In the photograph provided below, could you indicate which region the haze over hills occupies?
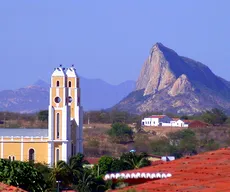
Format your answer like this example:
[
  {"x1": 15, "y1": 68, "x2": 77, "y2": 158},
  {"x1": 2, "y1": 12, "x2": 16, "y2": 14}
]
[
  {"x1": 2, "y1": 43, "x2": 230, "y2": 114},
  {"x1": 114, "y1": 43, "x2": 230, "y2": 114},
  {"x1": 0, "y1": 77, "x2": 135, "y2": 113}
]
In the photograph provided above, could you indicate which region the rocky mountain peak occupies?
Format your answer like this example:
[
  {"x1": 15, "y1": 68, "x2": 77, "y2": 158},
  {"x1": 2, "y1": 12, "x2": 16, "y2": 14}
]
[
  {"x1": 114, "y1": 43, "x2": 230, "y2": 114},
  {"x1": 151, "y1": 42, "x2": 178, "y2": 56},
  {"x1": 136, "y1": 42, "x2": 177, "y2": 96},
  {"x1": 152, "y1": 42, "x2": 164, "y2": 50}
]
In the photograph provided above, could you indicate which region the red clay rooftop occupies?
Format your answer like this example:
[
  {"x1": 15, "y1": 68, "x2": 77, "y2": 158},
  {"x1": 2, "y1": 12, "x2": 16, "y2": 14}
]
[
  {"x1": 112, "y1": 148, "x2": 230, "y2": 192},
  {"x1": 0, "y1": 182, "x2": 27, "y2": 192},
  {"x1": 148, "y1": 115, "x2": 166, "y2": 119}
]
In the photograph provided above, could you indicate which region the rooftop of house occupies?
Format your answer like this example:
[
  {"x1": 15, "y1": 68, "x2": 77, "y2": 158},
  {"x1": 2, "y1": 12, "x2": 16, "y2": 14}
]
[
  {"x1": 171, "y1": 118, "x2": 180, "y2": 121},
  {"x1": 0, "y1": 128, "x2": 48, "y2": 137},
  {"x1": 148, "y1": 115, "x2": 167, "y2": 119},
  {"x1": 84, "y1": 157, "x2": 100, "y2": 164},
  {"x1": 112, "y1": 147, "x2": 230, "y2": 191},
  {"x1": 0, "y1": 182, "x2": 27, "y2": 192}
]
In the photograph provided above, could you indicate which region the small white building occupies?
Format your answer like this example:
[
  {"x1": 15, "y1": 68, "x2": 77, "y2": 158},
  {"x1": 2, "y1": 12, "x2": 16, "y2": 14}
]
[
  {"x1": 142, "y1": 115, "x2": 188, "y2": 127},
  {"x1": 170, "y1": 119, "x2": 188, "y2": 127},
  {"x1": 142, "y1": 115, "x2": 171, "y2": 126},
  {"x1": 161, "y1": 156, "x2": 175, "y2": 162}
]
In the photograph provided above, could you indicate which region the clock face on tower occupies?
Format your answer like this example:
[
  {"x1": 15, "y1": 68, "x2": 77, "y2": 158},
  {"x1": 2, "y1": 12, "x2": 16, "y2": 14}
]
[{"x1": 54, "y1": 97, "x2": 61, "y2": 103}]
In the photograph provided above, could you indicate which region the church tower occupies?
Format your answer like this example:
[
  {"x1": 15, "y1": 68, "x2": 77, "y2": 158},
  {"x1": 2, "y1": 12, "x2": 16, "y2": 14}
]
[
  {"x1": 66, "y1": 65, "x2": 83, "y2": 154},
  {"x1": 48, "y1": 65, "x2": 83, "y2": 166}
]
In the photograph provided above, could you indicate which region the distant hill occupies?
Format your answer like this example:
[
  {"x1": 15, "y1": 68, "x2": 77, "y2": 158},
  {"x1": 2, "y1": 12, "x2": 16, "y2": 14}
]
[
  {"x1": 0, "y1": 77, "x2": 135, "y2": 113},
  {"x1": 113, "y1": 43, "x2": 230, "y2": 114}
]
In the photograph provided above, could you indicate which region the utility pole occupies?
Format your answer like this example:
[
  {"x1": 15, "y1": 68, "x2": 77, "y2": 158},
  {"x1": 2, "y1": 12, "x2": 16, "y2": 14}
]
[
  {"x1": 88, "y1": 113, "x2": 90, "y2": 125},
  {"x1": 56, "y1": 180, "x2": 61, "y2": 192},
  {"x1": 97, "y1": 165, "x2": 100, "y2": 177},
  {"x1": 4, "y1": 113, "x2": 6, "y2": 127}
]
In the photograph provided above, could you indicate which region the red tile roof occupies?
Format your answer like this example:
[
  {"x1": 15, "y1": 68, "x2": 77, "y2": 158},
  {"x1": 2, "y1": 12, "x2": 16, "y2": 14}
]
[
  {"x1": 112, "y1": 148, "x2": 230, "y2": 191},
  {"x1": 84, "y1": 157, "x2": 100, "y2": 164},
  {"x1": 149, "y1": 115, "x2": 166, "y2": 119},
  {"x1": 183, "y1": 120, "x2": 193, "y2": 123},
  {"x1": 188, "y1": 120, "x2": 209, "y2": 128},
  {"x1": 0, "y1": 182, "x2": 27, "y2": 192},
  {"x1": 172, "y1": 118, "x2": 180, "y2": 121},
  {"x1": 150, "y1": 160, "x2": 164, "y2": 166}
]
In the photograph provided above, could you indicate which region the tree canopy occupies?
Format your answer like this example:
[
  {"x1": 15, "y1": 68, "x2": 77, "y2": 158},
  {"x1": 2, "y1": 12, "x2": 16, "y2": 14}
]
[
  {"x1": 0, "y1": 159, "x2": 47, "y2": 192},
  {"x1": 37, "y1": 110, "x2": 48, "y2": 121},
  {"x1": 107, "y1": 123, "x2": 134, "y2": 144},
  {"x1": 201, "y1": 108, "x2": 227, "y2": 125},
  {"x1": 167, "y1": 129, "x2": 198, "y2": 157}
]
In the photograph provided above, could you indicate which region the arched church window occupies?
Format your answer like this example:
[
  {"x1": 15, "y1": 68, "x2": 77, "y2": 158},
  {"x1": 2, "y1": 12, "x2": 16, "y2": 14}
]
[
  {"x1": 57, "y1": 81, "x2": 60, "y2": 87},
  {"x1": 9, "y1": 156, "x2": 11, "y2": 161},
  {"x1": 29, "y1": 148, "x2": 35, "y2": 161},
  {"x1": 56, "y1": 148, "x2": 60, "y2": 162},
  {"x1": 71, "y1": 143, "x2": 74, "y2": 156},
  {"x1": 57, "y1": 113, "x2": 60, "y2": 139},
  {"x1": 69, "y1": 81, "x2": 71, "y2": 87},
  {"x1": 77, "y1": 78, "x2": 79, "y2": 88}
]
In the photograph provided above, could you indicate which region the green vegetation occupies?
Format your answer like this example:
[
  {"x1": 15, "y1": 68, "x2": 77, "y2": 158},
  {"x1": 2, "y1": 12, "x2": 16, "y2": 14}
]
[
  {"x1": 0, "y1": 159, "x2": 47, "y2": 192},
  {"x1": 93, "y1": 152, "x2": 150, "y2": 177},
  {"x1": 1, "y1": 107, "x2": 230, "y2": 191},
  {"x1": 201, "y1": 108, "x2": 228, "y2": 125},
  {"x1": 0, "y1": 152, "x2": 150, "y2": 191},
  {"x1": 107, "y1": 122, "x2": 134, "y2": 144},
  {"x1": 37, "y1": 110, "x2": 49, "y2": 121},
  {"x1": 149, "y1": 129, "x2": 198, "y2": 158},
  {"x1": 120, "y1": 152, "x2": 150, "y2": 169}
]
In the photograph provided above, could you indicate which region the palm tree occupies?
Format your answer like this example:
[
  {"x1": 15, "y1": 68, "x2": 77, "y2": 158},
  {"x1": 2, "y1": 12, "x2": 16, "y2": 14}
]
[
  {"x1": 49, "y1": 160, "x2": 70, "y2": 186},
  {"x1": 49, "y1": 153, "x2": 87, "y2": 187},
  {"x1": 121, "y1": 152, "x2": 151, "y2": 169},
  {"x1": 73, "y1": 170, "x2": 105, "y2": 192},
  {"x1": 65, "y1": 155, "x2": 85, "y2": 184}
]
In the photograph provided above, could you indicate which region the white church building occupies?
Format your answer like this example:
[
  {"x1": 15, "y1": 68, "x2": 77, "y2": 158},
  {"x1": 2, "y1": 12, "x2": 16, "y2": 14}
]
[{"x1": 142, "y1": 115, "x2": 188, "y2": 127}]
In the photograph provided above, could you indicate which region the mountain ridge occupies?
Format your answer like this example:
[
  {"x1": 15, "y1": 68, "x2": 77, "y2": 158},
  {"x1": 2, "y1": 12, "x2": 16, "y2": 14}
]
[{"x1": 0, "y1": 77, "x2": 135, "y2": 113}]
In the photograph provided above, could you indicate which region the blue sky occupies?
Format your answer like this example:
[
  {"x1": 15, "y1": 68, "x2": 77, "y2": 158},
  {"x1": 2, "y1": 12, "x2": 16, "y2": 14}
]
[{"x1": 0, "y1": 0, "x2": 230, "y2": 90}]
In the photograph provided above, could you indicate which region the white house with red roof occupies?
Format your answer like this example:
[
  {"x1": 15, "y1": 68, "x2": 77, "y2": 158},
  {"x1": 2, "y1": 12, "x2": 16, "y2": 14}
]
[{"x1": 141, "y1": 115, "x2": 188, "y2": 127}]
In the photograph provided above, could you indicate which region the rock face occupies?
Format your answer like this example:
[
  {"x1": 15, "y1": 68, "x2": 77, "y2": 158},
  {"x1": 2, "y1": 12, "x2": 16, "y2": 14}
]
[
  {"x1": 136, "y1": 43, "x2": 176, "y2": 95},
  {"x1": 114, "y1": 43, "x2": 230, "y2": 114},
  {"x1": 168, "y1": 74, "x2": 194, "y2": 97}
]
